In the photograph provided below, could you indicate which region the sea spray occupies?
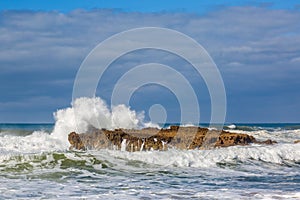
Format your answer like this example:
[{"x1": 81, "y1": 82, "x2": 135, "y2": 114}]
[
  {"x1": 51, "y1": 97, "x2": 157, "y2": 148},
  {"x1": 0, "y1": 97, "x2": 157, "y2": 154},
  {"x1": 121, "y1": 139, "x2": 127, "y2": 151}
]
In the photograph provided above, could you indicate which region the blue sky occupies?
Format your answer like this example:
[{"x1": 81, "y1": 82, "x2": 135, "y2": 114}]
[
  {"x1": 0, "y1": 0, "x2": 299, "y2": 13},
  {"x1": 0, "y1": 1, "x2": 300, "y2": 123}
]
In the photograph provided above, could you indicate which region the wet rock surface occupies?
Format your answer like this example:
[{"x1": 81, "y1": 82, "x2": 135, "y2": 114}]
[{"x1": 68, "y1": 126, "x2": 277, "y2": 151}]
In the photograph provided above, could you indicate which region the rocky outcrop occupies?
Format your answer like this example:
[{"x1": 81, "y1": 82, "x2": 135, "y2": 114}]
[{"x1": 68, "y1": 126, "x2": 277, "y2": 151}]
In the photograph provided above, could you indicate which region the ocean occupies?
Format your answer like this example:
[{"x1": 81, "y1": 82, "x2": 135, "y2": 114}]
[
  {"x1": 0, "y1": 98, "x2": 299, "y2": 199},
  {"x1": 0, "y1": 122, "x2": 299, "y2": 199}
]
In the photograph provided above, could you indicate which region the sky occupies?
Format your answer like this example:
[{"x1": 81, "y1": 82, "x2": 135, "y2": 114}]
[{"x1": 0, "y1": 1, "x2": 300, "y2": 123}]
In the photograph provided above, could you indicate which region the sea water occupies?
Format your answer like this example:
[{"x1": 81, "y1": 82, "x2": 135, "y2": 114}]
[{"x1": 0, "y1": 97, "x2": 299, "y2": 199}]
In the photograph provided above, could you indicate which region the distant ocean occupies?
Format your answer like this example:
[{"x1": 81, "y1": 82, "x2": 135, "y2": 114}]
[{"x1": 0, "y1": 122, "x2": 299, "y2": 199}]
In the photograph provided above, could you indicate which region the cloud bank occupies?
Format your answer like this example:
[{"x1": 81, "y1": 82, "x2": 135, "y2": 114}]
[{"x1": 0, "y1": 7, "x2": 299, "y2": 122}]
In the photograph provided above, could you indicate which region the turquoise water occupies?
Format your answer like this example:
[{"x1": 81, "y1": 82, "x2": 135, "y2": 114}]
[{"x1": 0, "y1": 123, "x2": 300, "y2": 199}]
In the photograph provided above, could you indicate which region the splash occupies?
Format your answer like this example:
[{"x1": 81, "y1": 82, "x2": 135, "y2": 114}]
[
  {"x1": 51, "y1": 97, "x2": 152, "y2": 147},
  {"x1": 0, "y1": 97, "x2": 158, "y2": 154}
]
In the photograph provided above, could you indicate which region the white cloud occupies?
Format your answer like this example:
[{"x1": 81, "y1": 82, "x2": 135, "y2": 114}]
[
  {"x1": 290, "y1": 57, "x2": 300, "y2": 63},
  {"x1": 0, "y1": 7, "x2": 300, "y2": 122}
]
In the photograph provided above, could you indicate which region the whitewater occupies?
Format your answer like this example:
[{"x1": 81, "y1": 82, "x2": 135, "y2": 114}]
[{"x1": 0, "y1": 97, "x2": 300, "y2": 199}]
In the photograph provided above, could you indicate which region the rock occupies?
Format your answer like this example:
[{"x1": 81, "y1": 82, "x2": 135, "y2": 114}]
[
  {"x1": 258, "y1": 139, "x2": 277, "y2": 145},
  {"x1": 294, "y1": 140, "x2": 300, "y2": 144},
  {"x1": 68, "y1": 126, "x2": 276, "y2": 151},
  {"x1": 68, "y1": 132, "x2": 86, "y2": 150},
  {"x1": 214, "y1": 132, "x2": 257, "y2": 147}
]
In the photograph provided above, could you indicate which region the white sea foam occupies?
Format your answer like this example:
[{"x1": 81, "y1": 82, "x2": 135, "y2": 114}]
[
  {"x1": 1, "y1": 122, "x2": 299, "y2": 200},
  {"x1": 2, "y1": 141, "x2": 299, "y2": 169},
  {"x1": 181, "y1": 123, "x2": 195, "y2": 127},
  {"x1": 0, "y1": 131, "x2": 62, "y2": 155},
  {"x1": 0, "y1": 98, "x2": 299, "y2": 200},
  {"x1": 227, "y1": 124, "x2": 236, "y2": 129},
  {"x1": 51, "y1": 97, "x2": 158, "y2": 147},
  {"x1": 0, "y1": 97, "x2": 158, "y2": 155},
  {"x1": 97, "y1": 143, "x2": 300, "y2": 168},
  {"x1": 227, "y1": 129, "x2": 300, "y2": 143},
  {"x1": 121, "y1": 139, "x2": 127, "y2": 152},
  {"x1": 1, "y1": 97, "x2": 299, "y2": 169}
]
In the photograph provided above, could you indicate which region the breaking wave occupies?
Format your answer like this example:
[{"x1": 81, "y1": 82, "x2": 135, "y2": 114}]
[
  {"x1": 0, "y1": 97, "x2": 299, "y2": 170},
  {"x1": 51, "y1": 97, "x2": 153, "y2": 147},
  {"x1": 1, "y1": 97, "x2": 158, "y2": 154}
]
